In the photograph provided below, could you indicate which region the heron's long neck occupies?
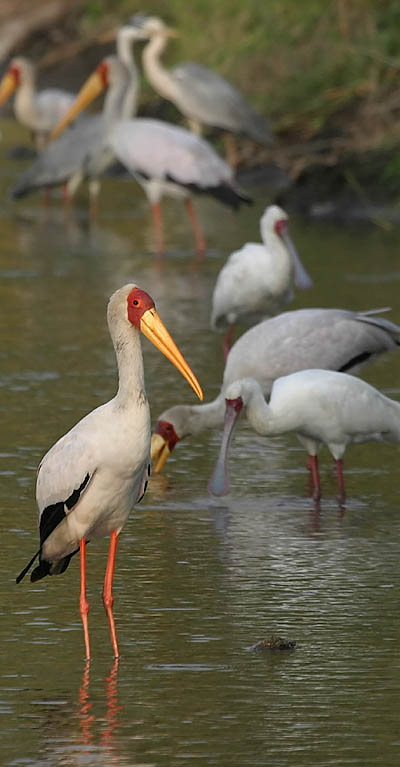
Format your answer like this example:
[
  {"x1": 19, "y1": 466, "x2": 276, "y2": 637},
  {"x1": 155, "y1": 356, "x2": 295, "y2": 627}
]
[
  {"x1": 142, "y1": 35, "x2": 179, "y2": 102},
  {"x1": 116, "y1": 36, "x2": 139, "y2": 118},
  {"x1": 110, "y1": 321, "x2": 146, "y2": 408}
]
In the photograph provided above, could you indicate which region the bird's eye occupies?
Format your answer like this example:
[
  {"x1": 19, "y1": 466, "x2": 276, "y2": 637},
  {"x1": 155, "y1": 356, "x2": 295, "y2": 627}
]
[{"x1": 133, "y1": 299, "x2": 139, "y2": 306}]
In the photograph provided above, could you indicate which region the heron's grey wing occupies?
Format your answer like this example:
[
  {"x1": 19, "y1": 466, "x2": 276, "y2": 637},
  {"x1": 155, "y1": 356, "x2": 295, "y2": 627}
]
[
  {"x1": 36, "y1": 89, "x2": 76, "y2": 127},
  {"x1": 10, "y1": 116, "x2": 106, "y2": 197},
  {"x1": 173, "y1": 62, "x2": 273, "y2": 143}
]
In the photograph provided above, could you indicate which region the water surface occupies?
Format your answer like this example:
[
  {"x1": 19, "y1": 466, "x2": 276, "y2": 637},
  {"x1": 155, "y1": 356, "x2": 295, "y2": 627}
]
[{"x1": 1, "y1": 119, "x2": 400, "y2": 766}]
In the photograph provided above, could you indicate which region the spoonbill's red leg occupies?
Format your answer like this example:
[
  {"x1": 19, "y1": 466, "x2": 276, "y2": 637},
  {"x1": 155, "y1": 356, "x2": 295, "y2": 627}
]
[
  {"x1": 79, "y1": 539, "x2": 91, "y2": 660},
  {"x1": 151, "y1": 202, "x2": 165, "y2": 257},
  {"x1": 309, "y1": 455, "x2": 321, "y2": 501},
  {"x1": 184, "y1": 198, "x2": 206, "y2": 257},
  {"x1": 103, "y1": 530, "x2": 120, "y2": 659},
  {"x1": 336, "y1": 458, "x2": 346, "y2": 503}
]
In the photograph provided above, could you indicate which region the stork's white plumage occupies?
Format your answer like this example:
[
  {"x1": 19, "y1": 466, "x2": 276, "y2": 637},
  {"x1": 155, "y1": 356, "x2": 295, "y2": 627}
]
[
  {"x1": 16, "y1": 283, "x2": 203, "y2": 660},
  {"x1": 50, "y1": 56, "x2": 251, "y2": 256},
  {"x1": 150, "y1": 306, "x2": 400, "y2": 473},
  {"x1": 209, "y1": 372, "x2": 400, "y2": 501},
  {"x1": 211, "y1": 205, "x2": 313, "y2": 356},
  {"x1": 11, "y1": 22, "x2": 144, "y2": 211},
  {"x1": 0, "y1": 57, "x2": 75, "y2": 149}
]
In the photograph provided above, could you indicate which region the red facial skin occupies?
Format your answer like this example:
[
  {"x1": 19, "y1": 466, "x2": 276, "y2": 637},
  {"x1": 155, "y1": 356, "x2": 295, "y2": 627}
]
[
  {"x1": 274, "y1": 219, "x2": 288, "y2": 237},
  {"x1": 225, "y1": 396, "x2": 243, "y2": 415},
  {"x1": 127, "y1": 287, "x2": 155, "y2": 327},
  {"x1": 154, "y1": 420, "x2": 180, "y2": 451},
  {"x1": 96, "y1": 61, "x2": 110, "y2": 88},
  {"x1": 9, "y1": 66, "x2": 21, "y2": 86}
]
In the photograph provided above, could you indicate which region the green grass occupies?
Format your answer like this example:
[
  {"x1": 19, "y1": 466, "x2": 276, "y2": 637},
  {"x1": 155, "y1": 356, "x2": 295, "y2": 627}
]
[{"x1": 78, "y1": 0, "x2": 400, "y2": 150}]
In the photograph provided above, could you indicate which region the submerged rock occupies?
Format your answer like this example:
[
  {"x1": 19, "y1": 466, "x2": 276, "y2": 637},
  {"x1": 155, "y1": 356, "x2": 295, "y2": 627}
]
[{"x1": 250, "y1": 635, "x2": 296, "y2": 653}]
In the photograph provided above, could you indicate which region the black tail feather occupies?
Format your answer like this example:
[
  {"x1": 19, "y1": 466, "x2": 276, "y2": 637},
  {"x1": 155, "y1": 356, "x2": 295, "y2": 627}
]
[
  {"x1": 16, "y1": 549, "x2": 41, "y2": 584},
  {"x1": 30, "y1": 559, "x2": 51, "y2": 583}
]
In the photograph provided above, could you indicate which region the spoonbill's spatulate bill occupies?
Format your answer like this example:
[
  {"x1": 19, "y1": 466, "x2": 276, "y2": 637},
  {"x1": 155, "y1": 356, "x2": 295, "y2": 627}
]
[
  {"x1": 0, "y1": 57, "x2": 75, "y2": 150},
  {"x1": 49, "y1": 57, "x2": 251, "y2": 257},
  {"x1": 150, "y1": 307, "x2": 400, "y2": 474},
  {"x1": 16, "y1": 283, "x2": 203, "y2": 660},
  {"x1": 209, "y1": 372, "x2": 400, "y2": 501}
]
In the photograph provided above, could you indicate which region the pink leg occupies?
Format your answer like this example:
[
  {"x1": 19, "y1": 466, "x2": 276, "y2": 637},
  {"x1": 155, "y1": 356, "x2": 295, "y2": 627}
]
[
  {"x1": 309, "y1": 455, "x2": 321, "y2": 501},
  {"x1": 224, "y1": 324, "x2": 234, "y2": 361},
  {"x1": 335, "y1": 458, "x2": 346, "y2": 503},
  {"x1": 151, "y1": 202, "x2": 165, "y2": 257},
  {"x1": 103, "y1": 531, "x2": 120, "y2": 659},
  {"x1": 184, "y1": 198, "x2": 206, "y2": 257},
  {"x1": 79, "y1": 539, "x2": 91, "y2": 661}
]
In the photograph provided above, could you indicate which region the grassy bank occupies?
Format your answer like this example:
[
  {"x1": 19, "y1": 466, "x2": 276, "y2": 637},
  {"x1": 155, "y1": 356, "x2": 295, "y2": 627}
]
[{"x1": 78, "y1": 0, "x2": 400, "y2": 144}]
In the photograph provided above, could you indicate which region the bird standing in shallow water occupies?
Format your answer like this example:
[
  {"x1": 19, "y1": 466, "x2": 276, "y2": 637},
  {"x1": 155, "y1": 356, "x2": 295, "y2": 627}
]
[
  {"x1": 50, "y1": 56, "x2": 251, "y2": 257},
  {"x1": 208, "y1": 372, "x2": 400, "y2": 502},
  {"x1": 0, "y1": 57, "x2": 75, "y2": 150},
  {"x1": 129, "y1": 14, "x2": 273, "y2": 167},
  {"x1": 211, "y1": 205, "x2": 313, "y2": 358},
  {"x1": 150, "y1": 307, "x2": 400, "y2": 474},
  {"x1": 16, "y1": 283, "x2": 203, "y2": 660}
]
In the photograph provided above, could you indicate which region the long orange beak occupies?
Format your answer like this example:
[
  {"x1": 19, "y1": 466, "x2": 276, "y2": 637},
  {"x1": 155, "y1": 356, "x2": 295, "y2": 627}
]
[
  {"x1": 0, "y1": 71, "x2": 17, "y2": 107},
  {"x1": 50, "y1": 70, "x2": 106, "y2": 141},
  {"x1": 140, "y1": 307, "x2": 203, "y2": 401}
]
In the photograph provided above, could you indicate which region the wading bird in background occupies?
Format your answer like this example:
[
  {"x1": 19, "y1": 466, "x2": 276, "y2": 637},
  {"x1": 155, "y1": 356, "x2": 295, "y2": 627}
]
[
  {"x1": 0, "y1": 57, "x2": 75, "y2": 149},
  {"x1": 16, "y1": 284, "x2": 203, "y2": 660},
  {"x1": 130, "y1": 14, "x2": 273, "y2": 167},
  {"x1": 208, "y1": 372, "x2": 400, "y2": 502},
  {"x1": 211, "y1": 205, "x2": 313, "y2": 358},
  {"x1": 50, "y1": 56, "x2": 251, "y2": 256},
  {"x1": 10, "y1": 20, "x2": 146, "y2": 214},
  {"x1": 151, "y1": 307, "x2": 400, "y2": 474}
]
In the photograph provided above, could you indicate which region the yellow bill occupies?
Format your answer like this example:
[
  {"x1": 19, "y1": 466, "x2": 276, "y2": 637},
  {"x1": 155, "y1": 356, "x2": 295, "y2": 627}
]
[
  {"x1": 140, "y1": 308, "x2": 203, "y2": 401},
  {"x1": 50, "y1": 69, "x2": 106, "y2": 141},
  {"x1": 151, "y1": 433, "x2": 171, "y2": 473},
  {"x1": 0, "y1": 71, "x2": 17, "y2": 107}
]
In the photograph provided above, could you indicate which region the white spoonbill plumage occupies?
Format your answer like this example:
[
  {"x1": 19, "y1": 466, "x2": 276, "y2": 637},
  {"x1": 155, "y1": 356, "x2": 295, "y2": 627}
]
[
  {"x1": 0, "y1": 57, "x2": 75, "y2": 149},
  {"x1": 49, "y1": 56, "x2": 251, "y2": 256},
  {"x1": 16, "y1": 283, "x2": 203, "y2": 660},
  {"x1": 211, "y1": 205, "x2": 313, "y2": 357},
  {"x1": 150, "y1": 307, "x2": 400, "y2": 473},
  {"x1": 129, "y1": 14, "x2": 273, "y2": 165},
  {"x1": 209, "y1": 372, "x2": 400, "y2": 501}
]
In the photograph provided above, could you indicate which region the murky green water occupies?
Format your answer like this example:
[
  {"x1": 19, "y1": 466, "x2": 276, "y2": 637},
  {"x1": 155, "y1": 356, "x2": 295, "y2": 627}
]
[{"x1": 1, "y1": 118, "x2": 400, "y2": 766}]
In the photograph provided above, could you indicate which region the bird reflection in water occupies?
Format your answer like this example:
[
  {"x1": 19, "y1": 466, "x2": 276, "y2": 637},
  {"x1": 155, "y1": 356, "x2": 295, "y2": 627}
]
[{"x1": 78, "y1": 658, "x2": 123, "y2": 765}]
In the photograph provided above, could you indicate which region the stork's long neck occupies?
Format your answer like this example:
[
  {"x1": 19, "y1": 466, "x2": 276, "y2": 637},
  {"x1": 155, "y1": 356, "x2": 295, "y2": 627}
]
[
  {"x1": 142, "y1": 35, "x2": 179, "y2": 102},
  {"x1": 109, "y1": 317, "x2": 146, "y2": 408},
  {"x1": 14, "y1": 73, "x2": 38, "y2": 128},
  {"x1": 116, "y1": 34, "x2": 139, "y2": 118}
]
